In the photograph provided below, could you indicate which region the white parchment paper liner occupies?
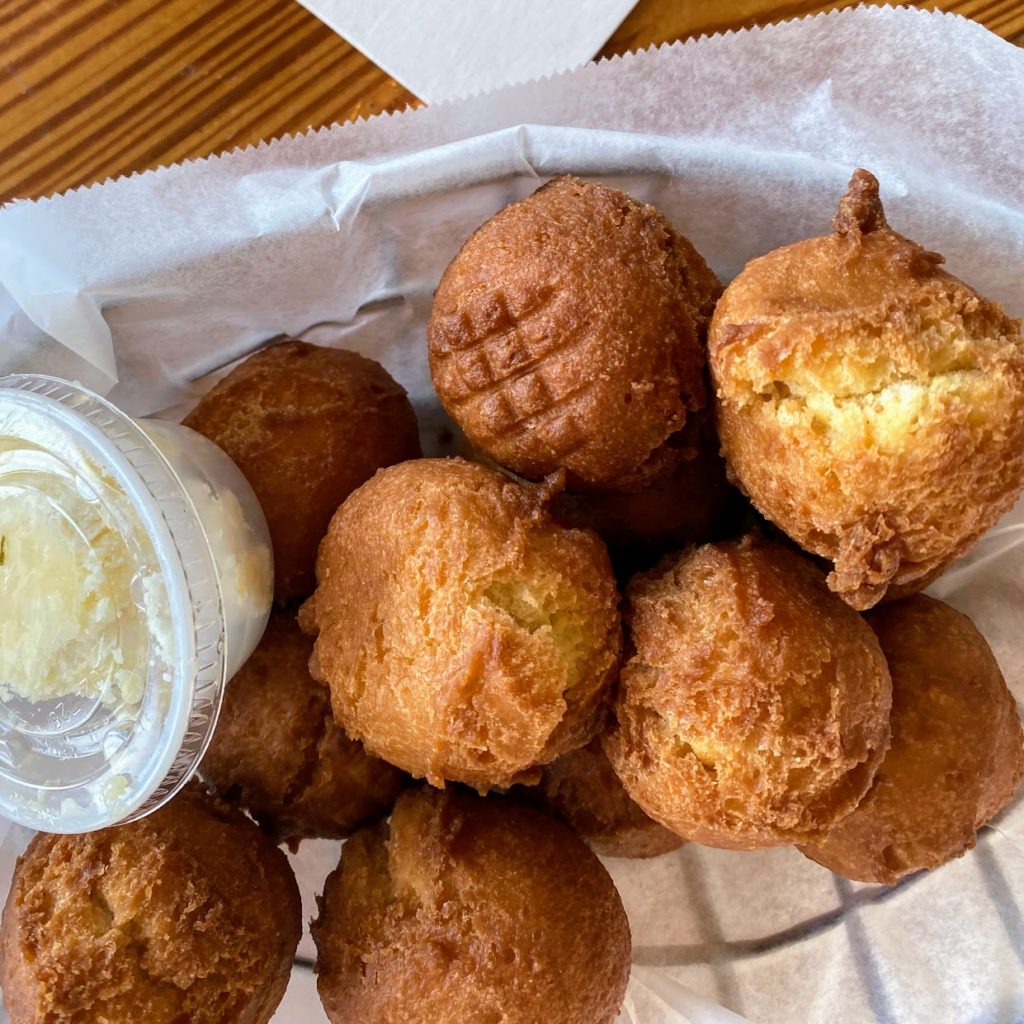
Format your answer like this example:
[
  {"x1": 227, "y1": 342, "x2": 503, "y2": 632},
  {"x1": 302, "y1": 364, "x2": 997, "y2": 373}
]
[{"x1": 0, "y1": 7, "x2": 1022, "y2": 1023}]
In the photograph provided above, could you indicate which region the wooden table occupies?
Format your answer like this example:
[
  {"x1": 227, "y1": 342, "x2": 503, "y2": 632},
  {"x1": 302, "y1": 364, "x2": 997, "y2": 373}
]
[{"x1": 1, "y1": 0, "x2": 1021, "y2": 204}]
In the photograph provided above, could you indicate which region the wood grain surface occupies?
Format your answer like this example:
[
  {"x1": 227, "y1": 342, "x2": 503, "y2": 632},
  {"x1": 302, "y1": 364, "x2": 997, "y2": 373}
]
[{"x1": 0, "y1": 0, "x2": 1021, "y2": 203}]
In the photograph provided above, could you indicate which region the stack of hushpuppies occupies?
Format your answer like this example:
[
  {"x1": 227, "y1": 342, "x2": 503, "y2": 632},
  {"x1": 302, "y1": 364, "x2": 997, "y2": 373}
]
[{"x1": 3, "y1": 170, "x2": 1023, "y2": 1024}]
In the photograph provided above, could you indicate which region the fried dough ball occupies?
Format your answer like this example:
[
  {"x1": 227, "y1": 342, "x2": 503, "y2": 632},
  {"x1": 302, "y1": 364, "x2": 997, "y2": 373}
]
[
  {"x1": 709, "y1": 169, "x2": 1024, "y2": 610},
  {"x1": 551, "y1": 406, "x2": 738, "y2": 569},
  {"x1": 299, "y1": 458, "x2": 622, "y2": 790},
  {"x1": 312, "y1": 786, "x2": 631, "y2": 1024},
  {"x1": 201, "y1": 611, "x2": 406, "y2": 843},
  {"x1": 605, "y1": 537, "x2": 893, "y2": 849},
  {"x1": 539, "y1": 737, "x2": 684, "y2": 859},
  {"x1": 0, "y1": 786, "x2": 300, "y2": 1024},
  {"x1": 429, "y1": 175, "x2": 721, "y2": 492},
  {"x1": 800, "y1": 596, "x2": 1024, "y2": 883},
  {"x1": 184, "y1": 340, "x2": 421, "y2": 602}
]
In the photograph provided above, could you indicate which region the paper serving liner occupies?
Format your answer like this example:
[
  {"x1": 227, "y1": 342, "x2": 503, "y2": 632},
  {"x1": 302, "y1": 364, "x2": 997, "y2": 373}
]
[{"x1": 0, "y1": 6, "x2": 1021, "y2": 1023}]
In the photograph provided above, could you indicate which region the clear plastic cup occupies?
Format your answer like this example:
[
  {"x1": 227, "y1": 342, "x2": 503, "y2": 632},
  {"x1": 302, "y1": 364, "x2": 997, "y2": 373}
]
[{"x1": 0, "y1": 374, "x2": 273, "y2": 833}]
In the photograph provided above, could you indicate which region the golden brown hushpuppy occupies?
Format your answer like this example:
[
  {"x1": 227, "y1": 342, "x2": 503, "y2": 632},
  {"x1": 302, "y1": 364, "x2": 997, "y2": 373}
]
[
  {"x1": 184, "y1": 339, "x2": 421, "y2": 602},
  {"x1": 539, "y1": 737, "x2": 684, "y2": 859},
  {"x1": 312, "y1": 786, "x2": 631, "y2": 1024},
  {"x1": 605, "y1": 537, "x2": 893, "y2": 849},
  {"x1": 201, "y1": 611, "x2": 406, "y2": 843},
  {"x1": 429, "y1": 175, "x2": 721, "y2": 492},
  {"x1": 0, "y1": 786, "x2": 300, "y2": 1024},
  {"x1": 299, "y1": 458, "x2": 622, "y2": 790},
  {"x1": 709, "y1": 169, "x2": 1024, "y2": 610},
  {"x1": 800, "y1": 595, "x2": 1024, "y2": 883},
  {"x1": 550, "y1": 406, "x2": 738, "y2": 568}
]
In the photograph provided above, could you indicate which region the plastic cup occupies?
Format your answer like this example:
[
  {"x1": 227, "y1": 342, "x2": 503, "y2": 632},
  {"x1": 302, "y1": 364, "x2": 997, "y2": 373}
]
[{"x1": 0, "y1": 374, "x2": 272, "y2": 832}]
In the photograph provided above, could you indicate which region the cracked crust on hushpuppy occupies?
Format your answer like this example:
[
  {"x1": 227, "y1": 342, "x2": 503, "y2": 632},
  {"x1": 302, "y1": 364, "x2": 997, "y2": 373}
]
[
  {"x1": 0, "y1": 786, "x2": 300, "y2": 1024},
  {"x1": 708, "y1": 169, "x2": 1024, "y2": 609},
  {"x1": 299, "y1": 458, "x2": 622, "y2": 789},
  {"x1": 185, "y1": 340, "x2": 421, "y2": 602},
  {"x1": 201, "y1": 611, "x2": 406, "y2": 843},
  {"x1": 538, "y1": 736, "x2": 684, "y2": 859},
  {"x1": 312, "y1": 786, "x2": 631, "y2": 1024},
  {"x1": 429, "y1": 175, "x2": 721, "y2": 492},
  {"x1": 550, "y1": 404, "x2": 739, "y2": 568},
  {"x1": 605, "y1": 536, "x2": 892, "y2": 849},
  {"x1": 800, "y1": 595, "x2": 1024, "y2": 883}
]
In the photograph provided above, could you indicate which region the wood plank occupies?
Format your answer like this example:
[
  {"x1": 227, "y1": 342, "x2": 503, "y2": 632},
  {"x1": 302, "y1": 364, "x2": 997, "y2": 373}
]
[
  {"x1": 0, "y1": 0, "x2": 1019, "y2": 203},
  {"x1": 0, "y1": 0, "x2": 416, "y2": 203},
  {"x1": 603, "y1": 0, "x2": 1024, "y2": 54}
]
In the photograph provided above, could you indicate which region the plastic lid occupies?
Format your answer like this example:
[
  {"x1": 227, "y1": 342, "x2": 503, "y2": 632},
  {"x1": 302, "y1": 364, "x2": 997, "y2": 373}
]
[{"x1": 0, "y1": 375, "x2": 227, "y2": 832}]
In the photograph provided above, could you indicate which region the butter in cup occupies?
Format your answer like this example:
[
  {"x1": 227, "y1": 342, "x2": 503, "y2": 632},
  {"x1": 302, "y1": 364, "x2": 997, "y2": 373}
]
[{"x1": 0, "y1": 374, "x2": 272, "y2": 833}]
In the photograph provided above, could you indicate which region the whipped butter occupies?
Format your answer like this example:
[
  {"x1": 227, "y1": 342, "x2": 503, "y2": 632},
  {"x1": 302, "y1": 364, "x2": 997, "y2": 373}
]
[{"x1": 0, "y1": 467, "x2": 166, "y2": 708}]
